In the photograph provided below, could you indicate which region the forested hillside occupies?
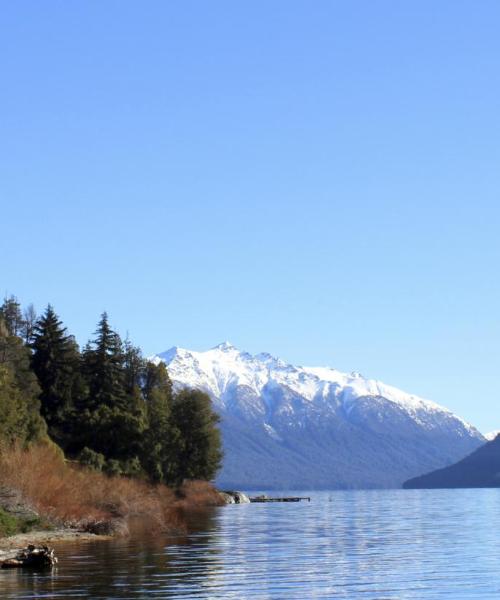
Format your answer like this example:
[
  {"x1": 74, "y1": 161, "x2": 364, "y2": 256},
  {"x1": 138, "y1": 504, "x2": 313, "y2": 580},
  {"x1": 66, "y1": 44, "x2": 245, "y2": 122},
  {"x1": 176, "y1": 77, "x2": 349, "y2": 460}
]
[
  {"x1": 0, "y1": 295, "x2": 222, "y2": 486},
  {"x1": 403, "y1": 435, "x2": 499, "y2": 489}
]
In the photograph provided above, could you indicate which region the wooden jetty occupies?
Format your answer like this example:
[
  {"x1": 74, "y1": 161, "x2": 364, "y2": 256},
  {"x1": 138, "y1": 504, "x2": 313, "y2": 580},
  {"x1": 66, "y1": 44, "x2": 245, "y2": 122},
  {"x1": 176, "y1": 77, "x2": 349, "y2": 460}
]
[{"x1": 249, "y1": 495, "x2": 311, "y2": 503}]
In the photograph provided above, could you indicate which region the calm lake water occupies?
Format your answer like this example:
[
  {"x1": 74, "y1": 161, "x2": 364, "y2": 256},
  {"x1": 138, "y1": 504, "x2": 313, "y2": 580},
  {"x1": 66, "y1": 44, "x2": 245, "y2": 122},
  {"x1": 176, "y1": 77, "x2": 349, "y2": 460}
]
[{"x1": 2, "y1": 489, "x2": 500, "y2": 599}]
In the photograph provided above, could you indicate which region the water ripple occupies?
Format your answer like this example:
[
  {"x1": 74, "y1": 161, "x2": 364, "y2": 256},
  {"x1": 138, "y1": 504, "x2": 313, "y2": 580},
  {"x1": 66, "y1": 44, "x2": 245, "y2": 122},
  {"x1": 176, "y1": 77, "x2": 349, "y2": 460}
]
[{"x1": 2, "y1": 489, "x2": 500, "y2": 598}]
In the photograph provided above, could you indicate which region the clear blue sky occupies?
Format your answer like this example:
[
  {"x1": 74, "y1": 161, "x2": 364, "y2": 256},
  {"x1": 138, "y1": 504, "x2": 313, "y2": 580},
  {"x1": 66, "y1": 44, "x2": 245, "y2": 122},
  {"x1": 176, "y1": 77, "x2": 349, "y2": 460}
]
[{"x1": 2, "y1": 1, "x2": 499, "y2": 432}]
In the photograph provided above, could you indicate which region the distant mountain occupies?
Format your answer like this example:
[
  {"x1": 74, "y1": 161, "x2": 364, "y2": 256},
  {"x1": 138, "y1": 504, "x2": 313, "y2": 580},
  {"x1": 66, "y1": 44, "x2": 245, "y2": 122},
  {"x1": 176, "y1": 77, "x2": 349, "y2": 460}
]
[
  {"x1": 153, "y1": 343, "x2": 484, "y2": 490},
  {"x1": 484, "y1": 430, "x2": 500, "y2": 441},
  {"x1": 403, "y1": 436, "x2": 500, "y2": 489}
]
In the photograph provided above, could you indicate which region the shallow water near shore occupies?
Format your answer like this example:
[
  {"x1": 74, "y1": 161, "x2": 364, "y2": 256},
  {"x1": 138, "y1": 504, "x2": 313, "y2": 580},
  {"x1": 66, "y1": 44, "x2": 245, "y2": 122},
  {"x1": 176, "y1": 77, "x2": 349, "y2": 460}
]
[{"x1": 1, "y1": 489, "x2": 500, "y2": 599}]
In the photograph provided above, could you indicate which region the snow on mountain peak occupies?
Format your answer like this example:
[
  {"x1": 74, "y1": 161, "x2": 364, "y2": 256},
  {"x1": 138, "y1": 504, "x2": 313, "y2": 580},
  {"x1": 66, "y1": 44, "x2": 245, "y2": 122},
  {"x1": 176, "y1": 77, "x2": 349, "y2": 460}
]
[
  {"x1": 152, "y1": 343, "x2": 485, "y2": 488},
  {"x1": 153, "y1": 343, "x2": 479, "y2": 437},
  {"x1": 212, "y1": 341, "x2": 237, "y2": 352}
]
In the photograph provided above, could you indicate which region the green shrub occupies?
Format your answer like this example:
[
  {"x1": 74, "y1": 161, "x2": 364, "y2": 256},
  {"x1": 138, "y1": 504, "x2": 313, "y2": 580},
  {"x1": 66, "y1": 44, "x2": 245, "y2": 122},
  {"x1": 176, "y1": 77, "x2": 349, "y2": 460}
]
[
  {"x1": 0, "y1": 507, "x2": 50, "y2": 538},
  {"x1": 78, "y1": 447, "x2": 105, "y2": 471},
  {"x1": 104, "y1": 459, "x2": 123, "y2": 477}
]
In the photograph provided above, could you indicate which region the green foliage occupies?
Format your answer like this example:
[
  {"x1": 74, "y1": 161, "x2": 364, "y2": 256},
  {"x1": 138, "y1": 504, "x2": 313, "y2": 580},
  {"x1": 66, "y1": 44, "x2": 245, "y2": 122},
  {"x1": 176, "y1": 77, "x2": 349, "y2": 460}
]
[
  {"x1": 0, "y1": 365, "x2": 32, "y2": 442},
  {"x1": 0, "y1": 507, "x2": 21, "y2": 537},
  {"x1": 171, "y1": 389, "x2": 223, "y2": 484},
  {"x1": 31, "y1": 305, "x2": 83, "y2": 448},
  {"x1": 0, "y1": 507, "x2": 50, "y2": 537},
  {"x1": 76, "y1": 318, "x2": 148, "y2": 465},
  {"x1": 122, "y1": 456, "x2": 142, "y2": 477},
  {"x1": 78, "y1": 447, "x2": 106, "y2": 471},
  {"x1": 104, "y1": 459, "x2": 123, "y2": 477},
  {"x1": 142, "y1": 362, "x2": 178, "y2": 483},
  {"x1": 0, "y1": 317, "x2": 46, "y2": 445},
  {"x1": 0, "y1": 296, "x2": 23, "y2": 337},
  {"x1": 83, "y1": 313, "x2": 126, "y2": 412},
  {"x1": 80, "y1": 403, "x2": 146, "y2": 459},
  {"x1": 0, "y1": 296, "x2": 223, "y2": 488}
]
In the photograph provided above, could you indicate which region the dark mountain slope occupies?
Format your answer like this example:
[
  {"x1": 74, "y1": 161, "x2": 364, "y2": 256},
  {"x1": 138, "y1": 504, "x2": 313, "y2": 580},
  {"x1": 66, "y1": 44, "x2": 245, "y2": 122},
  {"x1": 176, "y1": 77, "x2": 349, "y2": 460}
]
[{"x1": 403, "y1": 435, "x2": 500, "y2": 489}]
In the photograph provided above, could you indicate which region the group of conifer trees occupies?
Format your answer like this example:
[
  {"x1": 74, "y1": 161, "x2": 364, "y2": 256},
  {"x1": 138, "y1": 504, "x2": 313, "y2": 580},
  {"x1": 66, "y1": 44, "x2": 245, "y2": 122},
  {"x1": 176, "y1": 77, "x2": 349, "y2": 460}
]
[{"x1": 0, "y1": 295, "x2": 222, "y2": 486}]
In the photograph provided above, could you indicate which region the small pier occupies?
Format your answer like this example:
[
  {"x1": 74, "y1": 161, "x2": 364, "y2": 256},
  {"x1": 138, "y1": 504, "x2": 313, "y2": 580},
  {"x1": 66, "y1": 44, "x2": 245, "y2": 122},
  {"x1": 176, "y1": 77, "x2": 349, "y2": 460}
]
[{"x1": 249, "y1": 495, "x2": 311, "y2": 503}]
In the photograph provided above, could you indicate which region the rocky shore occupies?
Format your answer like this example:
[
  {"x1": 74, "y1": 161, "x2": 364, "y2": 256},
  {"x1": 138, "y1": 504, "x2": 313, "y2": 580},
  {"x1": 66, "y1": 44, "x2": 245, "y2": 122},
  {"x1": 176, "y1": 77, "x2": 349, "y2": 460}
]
[
  {"x1": 0, "y1": 485, "x2": 236, "y2": 565},
  {"x1": 219, "y1": 491, "x2": 250, "y2": 504},
  {"x1": 0, "y1": 483, "x2": 120, "y2": 563},
  {"x1": 0, "y1": 528, "x2": 109, "y2": 562}
]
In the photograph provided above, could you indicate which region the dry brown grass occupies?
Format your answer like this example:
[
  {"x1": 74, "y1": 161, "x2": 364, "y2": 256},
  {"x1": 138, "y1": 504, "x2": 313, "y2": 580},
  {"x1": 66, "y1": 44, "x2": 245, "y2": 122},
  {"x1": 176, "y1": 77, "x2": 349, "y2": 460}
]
[
  {"x1": 177, "y1": 480, "x2": 225, "y2": 509},
  {"x1": 0, "y1": 444, "x2": 223, "y2": 535}
]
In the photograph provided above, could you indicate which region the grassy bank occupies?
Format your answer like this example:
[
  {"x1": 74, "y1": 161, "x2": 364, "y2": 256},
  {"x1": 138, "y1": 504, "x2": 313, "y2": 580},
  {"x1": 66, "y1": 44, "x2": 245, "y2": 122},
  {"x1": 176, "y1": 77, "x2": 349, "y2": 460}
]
[
  {"x1": 0, "y1": 507, "x2": 50, "y2": 538},
  {"x1": 0, "y1": 444, "x2": 223, "y2": 538}
]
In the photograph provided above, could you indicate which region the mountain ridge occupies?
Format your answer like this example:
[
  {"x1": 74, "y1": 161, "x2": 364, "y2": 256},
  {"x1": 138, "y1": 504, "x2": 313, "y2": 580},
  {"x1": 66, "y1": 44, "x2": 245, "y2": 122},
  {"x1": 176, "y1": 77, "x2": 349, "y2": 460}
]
[
  {"x1": 404, "y1": 436, "x2": 500, "y2": 489},
  {"x1": 153, "y1": 342, "x2": 484, "y2": 489}
]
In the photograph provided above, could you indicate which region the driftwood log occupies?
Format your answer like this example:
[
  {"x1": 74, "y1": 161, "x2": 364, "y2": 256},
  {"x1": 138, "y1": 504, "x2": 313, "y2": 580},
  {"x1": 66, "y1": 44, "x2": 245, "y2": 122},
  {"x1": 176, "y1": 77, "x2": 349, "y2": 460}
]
[{"x1": 1, "y1": 545, "x2": 58, "y2": 569}]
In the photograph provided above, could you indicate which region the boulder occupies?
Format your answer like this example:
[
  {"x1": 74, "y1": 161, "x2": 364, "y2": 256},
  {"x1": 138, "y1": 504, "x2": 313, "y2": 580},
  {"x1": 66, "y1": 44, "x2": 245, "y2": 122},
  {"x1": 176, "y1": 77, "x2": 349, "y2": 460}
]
[{"x1": 220, "y1": 491, "x2": 250, "y2": 504}]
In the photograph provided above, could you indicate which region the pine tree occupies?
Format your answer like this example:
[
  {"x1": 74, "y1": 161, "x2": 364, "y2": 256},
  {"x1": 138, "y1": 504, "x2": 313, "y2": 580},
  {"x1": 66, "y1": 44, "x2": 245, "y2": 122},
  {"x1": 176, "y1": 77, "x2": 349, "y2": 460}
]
[
  {"x1": 0, "y1": 364, "x2": 31, "y2": 443},
  {"x1": 79, "y1": 314, "x2": 146, "y2": 468},
  {"x1": 0, "y1": 296, "x2": 24, "y2": 337},
  {"x1": 123, "y1": 338, "x2": 144, "y2": 393},
  {"x1": 83, "y1": 313, "x2": 126, "y2": 412},
  {"x1": 171, "y1": 389, "x2": 222, "y2": 484},
  {"x1": 142, "y1": 362, "x2": 178, "y2": 483},
  {"x1": 30, "y1": 305, "x2": 82, "y2": 448},
  {"x1": 0, "y1": 296, "x2": 225, "y2": 486},
  {"x1": 0, "y1": 316, "x2": 46, "y2": 444}
]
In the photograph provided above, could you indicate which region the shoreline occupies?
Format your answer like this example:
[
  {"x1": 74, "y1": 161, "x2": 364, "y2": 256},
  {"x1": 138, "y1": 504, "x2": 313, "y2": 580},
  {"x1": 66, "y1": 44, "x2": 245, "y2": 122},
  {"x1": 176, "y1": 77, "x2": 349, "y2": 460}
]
[
  {"x1": 0, "y1": 527, "x2": 112, "y2": 560},
  {"x1": 0, "y1": 491, "x2": 224, "y2": 561}
]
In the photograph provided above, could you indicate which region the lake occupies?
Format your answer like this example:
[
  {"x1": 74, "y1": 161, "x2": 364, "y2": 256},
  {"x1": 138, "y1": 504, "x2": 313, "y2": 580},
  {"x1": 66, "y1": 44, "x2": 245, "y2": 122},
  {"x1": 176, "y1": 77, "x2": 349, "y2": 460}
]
[{"x1": 2, "y1": 489, "x2": 500, "y2": 599}]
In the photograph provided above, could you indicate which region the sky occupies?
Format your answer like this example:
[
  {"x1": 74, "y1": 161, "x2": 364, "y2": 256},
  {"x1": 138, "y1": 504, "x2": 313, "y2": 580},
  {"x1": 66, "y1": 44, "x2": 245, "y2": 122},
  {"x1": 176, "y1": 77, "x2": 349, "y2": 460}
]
[{"x1": 1, "y1": 1, "x2": 500, "y2": 432}]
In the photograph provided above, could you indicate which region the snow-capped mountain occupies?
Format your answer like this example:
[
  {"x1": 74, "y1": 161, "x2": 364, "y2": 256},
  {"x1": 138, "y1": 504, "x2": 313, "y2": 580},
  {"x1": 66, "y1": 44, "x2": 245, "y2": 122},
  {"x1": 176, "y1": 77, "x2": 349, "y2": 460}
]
[
  {"x1": 484, "y1": 430, "x2": 500, "y2": 441},
  {"x1": 153, "y1": 342, "x2": 485, "y2": 489}
]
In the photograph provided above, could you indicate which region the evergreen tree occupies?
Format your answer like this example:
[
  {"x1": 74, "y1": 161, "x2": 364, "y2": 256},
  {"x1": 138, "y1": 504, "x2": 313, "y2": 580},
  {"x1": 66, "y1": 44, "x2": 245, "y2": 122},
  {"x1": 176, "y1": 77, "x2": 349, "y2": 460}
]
[
  {"x1": 30, "y1": 305, "x2": 82, "y2": 448},
  {"x1": 171, "y1": 389, "x2": 222, "y2": 484},
  {"x1": 122, "y1": 339, "x2": 149, "y2": 457},
  {"x1": 83, "y1": 313, "x2": 126, "y2": 411},
  {"x1": 0, "y1": 316, "x2": 46, "y2": 444},
  {"x1": 0, "y1": 364, "x2": 32, "y2": 443},
  {"x1": 0, "y1": 295, "x2": 24, "y2": 337},
  {"x1": 142, "y1": 362, "x2": 178, "y2": 483},
  {"x1": 79, "y1": 314, "x2": 146, "y2": 469},
  {"x1": 0, "y1": 296, "x2": 225, "y2": 487},
  {"x1": 123, "y1": 338, "x2": 144, "y2": 393},
  {"x1": 143, "y1": 359, "x2": 172, "y2": 401}
]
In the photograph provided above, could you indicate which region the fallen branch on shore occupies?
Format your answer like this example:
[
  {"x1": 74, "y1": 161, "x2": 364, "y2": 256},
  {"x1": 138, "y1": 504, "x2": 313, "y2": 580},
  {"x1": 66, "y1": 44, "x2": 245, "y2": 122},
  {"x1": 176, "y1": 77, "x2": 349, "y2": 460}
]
[{"x1": 1, "y1": 545, "x2": 58, "y2": 569}]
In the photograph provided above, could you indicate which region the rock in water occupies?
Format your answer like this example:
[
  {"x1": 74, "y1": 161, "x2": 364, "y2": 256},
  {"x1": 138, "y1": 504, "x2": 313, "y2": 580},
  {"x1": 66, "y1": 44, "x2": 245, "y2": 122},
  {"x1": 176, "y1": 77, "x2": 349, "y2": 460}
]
[{"x1": 220, "y1": 491, "x2": 250, "y2": 504}]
